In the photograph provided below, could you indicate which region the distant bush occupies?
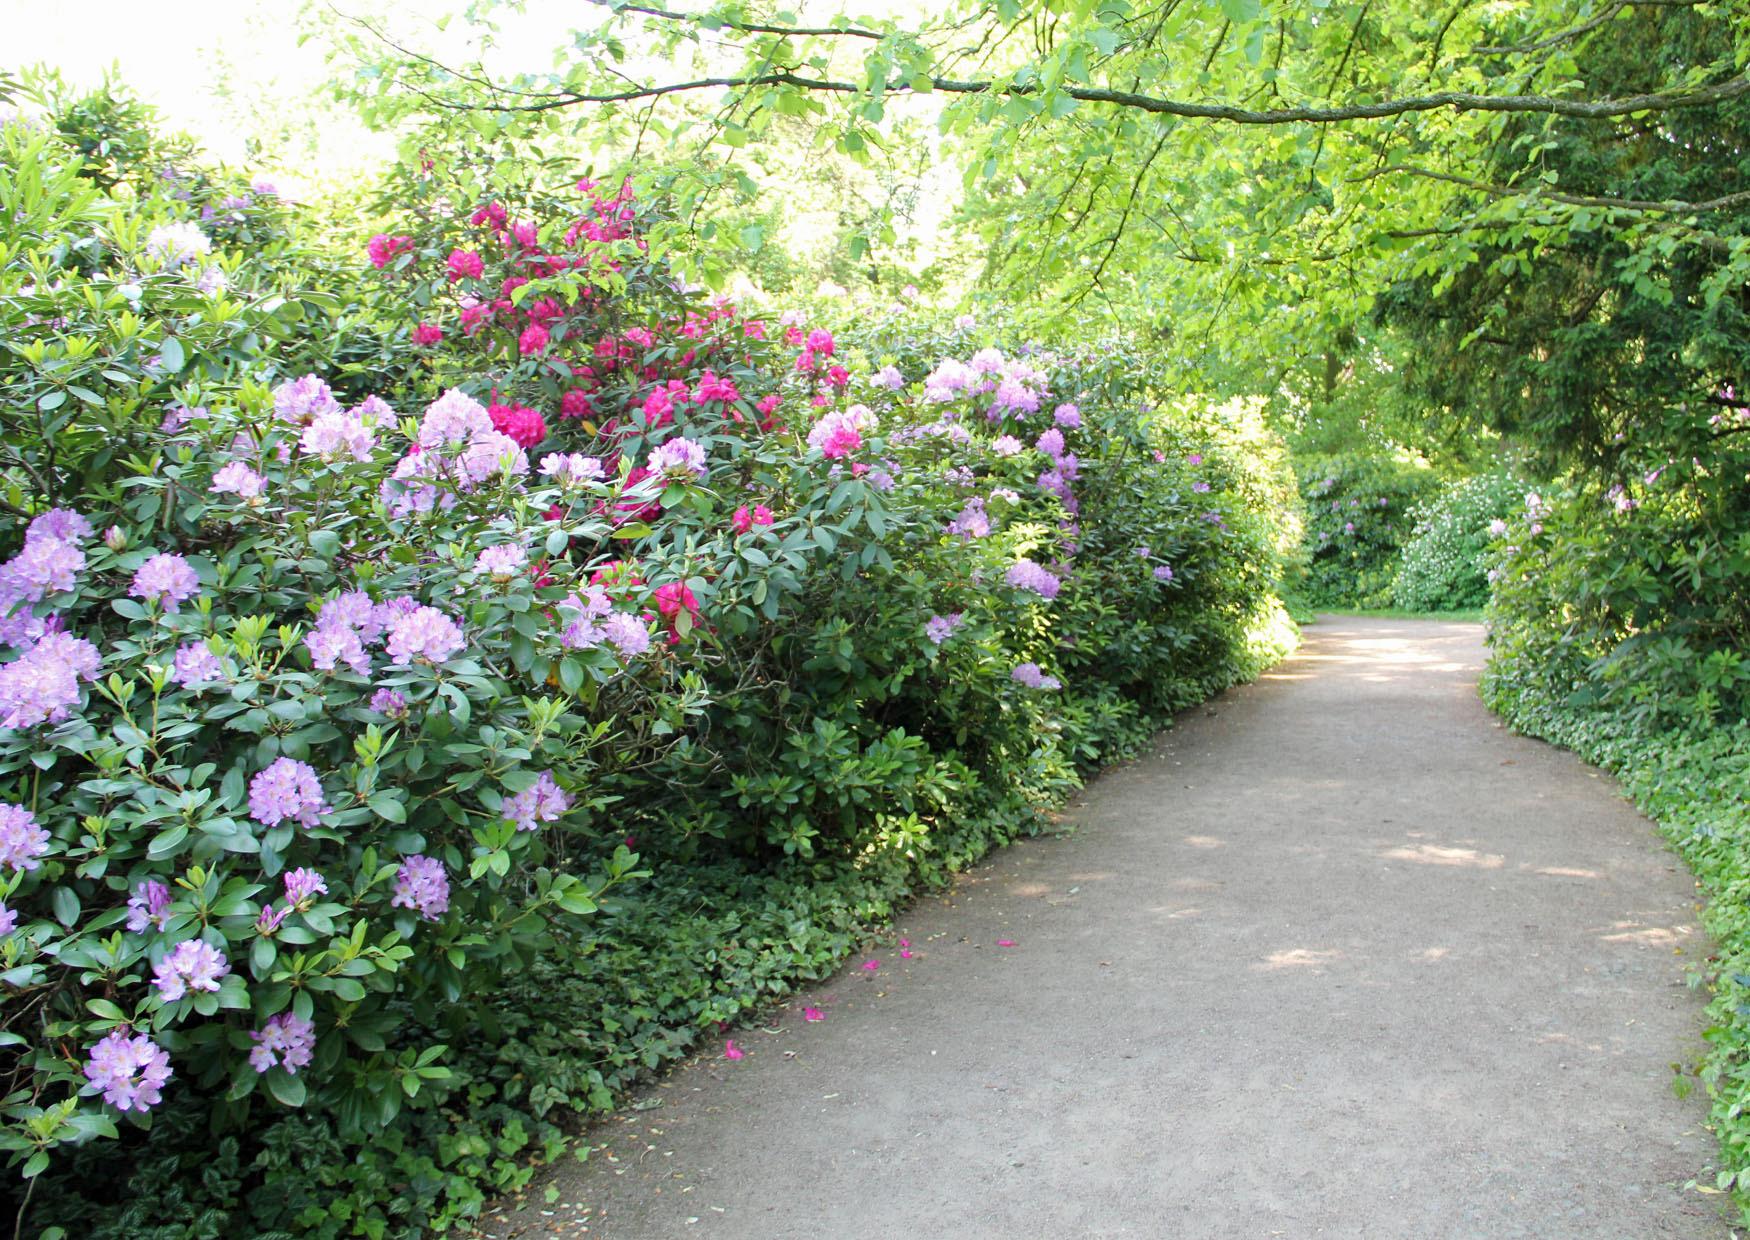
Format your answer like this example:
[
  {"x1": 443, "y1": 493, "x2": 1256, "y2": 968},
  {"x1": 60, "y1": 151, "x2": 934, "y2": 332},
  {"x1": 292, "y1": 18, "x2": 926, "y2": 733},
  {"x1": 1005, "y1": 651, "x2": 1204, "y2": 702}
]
[
  {"x1": 1293, "y1": 453, "x2": 1439, "y2": 608},
  {"x1": 1390, "y1": 470, "x2": 1528, "y2": 612}
]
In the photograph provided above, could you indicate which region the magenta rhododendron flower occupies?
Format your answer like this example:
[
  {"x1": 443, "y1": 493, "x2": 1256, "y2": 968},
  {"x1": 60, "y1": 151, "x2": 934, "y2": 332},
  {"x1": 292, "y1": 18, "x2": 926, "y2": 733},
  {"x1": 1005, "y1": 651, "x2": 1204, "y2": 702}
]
[
  {"x1": 752, "y1": 504, "x2": 774, "y2": 526},
  {"x1": 731, "y1": 505, "x2": 754, "y2": 534},
  {"x1": 0, "y1": 803, "x2": 50, "y2": 871},
  {"x1": 83, "y1": 1029, "x2": 172, "y2": 1112},
  {"x1": 807, "y1": 411, "x2": 864, "y2": 459},
  {"x1": 366, "y1": 233, "x2": 412, "y2": 268},
  {"x1": 446, "y1": 248, "x2": 484, "y2": 281},
  {"x1": 490, "y1": 403, "x2": 547, "y2": 449},
  {"x1": 412, "y1": 321, "x2": 443, "y2": 346},
  {"x1": 517, "y1": 323, "x2": 550, "y2": 356},
  {"x1": 129, "y1": 553, "x2": 200, "y2": 611}
]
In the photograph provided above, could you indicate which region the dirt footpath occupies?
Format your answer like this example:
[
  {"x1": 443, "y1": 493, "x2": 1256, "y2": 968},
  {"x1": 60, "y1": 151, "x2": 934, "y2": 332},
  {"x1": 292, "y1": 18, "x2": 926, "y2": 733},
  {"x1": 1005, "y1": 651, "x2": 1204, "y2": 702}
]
[{"x1": 484, "y1": 617, "x2": 1726, "y2": 1239}]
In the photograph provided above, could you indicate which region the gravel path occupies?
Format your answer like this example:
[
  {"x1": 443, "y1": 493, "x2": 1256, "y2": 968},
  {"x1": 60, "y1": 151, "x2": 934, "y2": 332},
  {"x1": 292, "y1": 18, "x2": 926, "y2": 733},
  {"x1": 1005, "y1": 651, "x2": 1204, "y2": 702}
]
[{"x1": 484, "y1": 617, "x2": 1726, "y2": 1238}]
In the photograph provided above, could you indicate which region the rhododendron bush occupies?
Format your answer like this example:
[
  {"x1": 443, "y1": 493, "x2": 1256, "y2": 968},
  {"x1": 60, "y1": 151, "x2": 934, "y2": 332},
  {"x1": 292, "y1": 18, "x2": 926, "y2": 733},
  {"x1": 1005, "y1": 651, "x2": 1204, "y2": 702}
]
[{"x1": 3, "y1": 107, "x2": 1297, "y2": 1237}]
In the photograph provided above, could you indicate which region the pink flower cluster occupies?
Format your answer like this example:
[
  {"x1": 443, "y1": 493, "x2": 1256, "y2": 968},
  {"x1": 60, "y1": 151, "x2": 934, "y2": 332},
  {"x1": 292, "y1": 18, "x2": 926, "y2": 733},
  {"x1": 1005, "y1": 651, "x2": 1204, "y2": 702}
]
[{"x1": 248, "y1": 757, "x2": 329, "y2": 829}]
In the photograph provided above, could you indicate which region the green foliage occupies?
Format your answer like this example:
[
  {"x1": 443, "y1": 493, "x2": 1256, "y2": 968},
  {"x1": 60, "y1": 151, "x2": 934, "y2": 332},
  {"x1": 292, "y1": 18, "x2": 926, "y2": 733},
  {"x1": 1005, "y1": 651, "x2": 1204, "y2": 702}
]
[
  {"x1": 1390, "y1": 471, "x2": 1529, "y2": 613},
  {"x1": 1292, "y1": 452, "x2": 1439, "y2": 609}
]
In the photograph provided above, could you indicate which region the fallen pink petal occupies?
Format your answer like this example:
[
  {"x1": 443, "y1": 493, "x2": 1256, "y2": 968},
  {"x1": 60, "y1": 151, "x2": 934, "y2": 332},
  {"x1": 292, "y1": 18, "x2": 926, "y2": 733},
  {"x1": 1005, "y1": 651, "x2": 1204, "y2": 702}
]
[
  {"x1": 898, "y1": 938, "x2": 910, "y2": 948},
  {"x1": 997, "y1": 939, "x2": 1018, "y2": 947},
  {"x1": 724, "y1": 1039, "x2": 744, "y2": 1060},
  {"x1": 803, "y1": 1007, "x2": 824, "y2": 1022},
  {"x1": 862, "y1": 959, "x2": 881, "y2": 972},
  {"x1": 899, "y1": 948, "x2": 915, "y2": 959}
]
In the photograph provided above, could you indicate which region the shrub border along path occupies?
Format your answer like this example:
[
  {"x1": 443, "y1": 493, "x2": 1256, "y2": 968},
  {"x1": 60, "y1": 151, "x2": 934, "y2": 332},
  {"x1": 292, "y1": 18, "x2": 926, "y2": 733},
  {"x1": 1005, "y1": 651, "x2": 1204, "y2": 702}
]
[{"x1": 478, "y1": 617, "x2": 1723, "y2": 1238}]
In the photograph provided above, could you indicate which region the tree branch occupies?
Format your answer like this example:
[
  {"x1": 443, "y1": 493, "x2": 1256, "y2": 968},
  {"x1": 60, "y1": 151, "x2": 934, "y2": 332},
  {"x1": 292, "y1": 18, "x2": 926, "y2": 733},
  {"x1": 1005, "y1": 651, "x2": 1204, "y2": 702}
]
[
  {"x1": 417, "y1": 65, "x2": 1750, "y2": 126},
  {"x1": 1367, "y1": 163, "x2": 1750, "y2": 213}
]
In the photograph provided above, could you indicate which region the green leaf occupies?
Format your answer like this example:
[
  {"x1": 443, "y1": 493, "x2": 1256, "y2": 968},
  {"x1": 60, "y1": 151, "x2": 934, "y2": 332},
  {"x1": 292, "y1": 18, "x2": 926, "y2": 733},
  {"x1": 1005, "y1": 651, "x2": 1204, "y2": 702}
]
[{"x1": 265, "y1": 1070, "x2": 307, "y2": 1108}]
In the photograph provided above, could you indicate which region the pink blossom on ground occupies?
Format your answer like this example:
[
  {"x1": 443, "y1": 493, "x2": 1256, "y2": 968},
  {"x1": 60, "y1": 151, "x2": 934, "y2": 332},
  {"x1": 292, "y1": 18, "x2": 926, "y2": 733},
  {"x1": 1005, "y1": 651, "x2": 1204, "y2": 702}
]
[
  {"x1": 803, "y1": 1007, "x2": 824, "y2": 1022},
  {"x1": 724, "y1": 1039, "x2": 745, "y2": 1060},
  {"x1": 862, "y1": 959, "x2": 881, "y2": 972}
]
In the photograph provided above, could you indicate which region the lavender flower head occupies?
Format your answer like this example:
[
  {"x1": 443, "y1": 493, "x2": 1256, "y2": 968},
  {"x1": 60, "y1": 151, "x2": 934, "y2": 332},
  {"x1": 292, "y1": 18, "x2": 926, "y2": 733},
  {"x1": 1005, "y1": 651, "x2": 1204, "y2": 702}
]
[
  {"x1": 1053, "y1": 404, "x2": 1081, "y2": 428},
  {"x1": 129, "y1": 553, "x2": 200, "y2": 612},
  {"x1": 272, "y1": 374, "x2": 341, "y2": 427},
  {"x1": 391, "y1": 854, "x2": 450, "y2": 921},
  {"x1": 601, "y1": 612, "x2": 651, "y2": 658},
  {"x1": 648, "y1": 436, "x2": 709, "y2": 480},
  {"x1": 170, "y1": 642, "x2": 224, "y2": 691},
  {"x1": 83, "y1": 1029, "x2": 172, "y2": 1112},
  {"x1": 210, "y1": 461, "x2": 267, "y2": 500},
  {"x1": 384, "y1": 605, "x2": 464, "y2": 666},
  {"x1": 475, "y1": 544, "x2": 528, "y2": 582},
  {"x1": 145, "y1": 221, "x2": 211, "y2": 268},
  {"x1": 1005, "y1": 559, "x2": 1062, "y2": 601},
  {"x1": 300, "y1": 409, "x2": 376, "y2": 462},
  {"x1": 0, "y1": 902, "x2": 16, "y2": 936},
  {"x1": 990, "y1": 435, "x2": 1024, "y2": 457},
  {"x1": 504, "y1": 771, "x2": 572, "y2": 831},
  {"x1": 0, "y1": 803, "x2": 50, "y2": 871},
  {"x1": 249, "y1": 1012, "x2": 316, "y2": 1075},
  {"x1": 870, "y1": 365, "x2": 905, "y2": 390},
  {"x1": 369, "y1": 687, "x2": 409, "y2": 718},
  {"x1": 1153, "y1": 564, "x2": 1175, "y2": 582},
  {"x1": 945, "y1": 499, "x2": 990, "y2": 540},
  {"x1": 455, "y1": 430, "x2": 530, "y2": 488},
  {"x1": 539, "y1": 453, "x2": 606, "y2": 485},
  {"x1": 1011, "y1": 662, "x2": 1063, "y2": 690},
  {"x1": 248, "y1": 757, "x2": 329, "y2": 829},
  {"x1": 418, "y1": 388, "x2": 493, "y2": 447},
  {"x1": 925, "y1": 613, "x2": 964, "y2": 646},
  {"x1": 152, "y1": 939, "x2": 229, "y2": 1001},
  {"x1": 284, "y1": 868, "x2": 328, "y2": 906},
  {"x1": 0, "y1": 631, "x2": 102, "y2": 728}
]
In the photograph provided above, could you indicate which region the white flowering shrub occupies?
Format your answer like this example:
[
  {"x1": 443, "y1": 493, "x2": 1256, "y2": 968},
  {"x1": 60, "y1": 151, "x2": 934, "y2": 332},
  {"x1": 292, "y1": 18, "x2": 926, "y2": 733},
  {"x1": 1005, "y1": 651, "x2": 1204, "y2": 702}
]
[{"x1": 1389, "y1": 470, "x2": 1528, "y2": 612}]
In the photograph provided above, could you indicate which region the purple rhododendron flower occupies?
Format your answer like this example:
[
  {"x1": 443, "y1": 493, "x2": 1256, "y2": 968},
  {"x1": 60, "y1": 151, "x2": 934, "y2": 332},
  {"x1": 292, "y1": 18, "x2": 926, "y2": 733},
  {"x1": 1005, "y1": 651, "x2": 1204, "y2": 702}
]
[
  {"x1": 306, "y1": 623, "x2": 370, "y2": 675},
  {"x1": 538, "y1": 452, "x2": 605, "y2": 485},
  {"x1": 369, "y1": 687, "x2": 408, "y2": 718},
  {"x1": 475, "y1": 544, "x2": 528, "y2": 580},
  {"x1": 284, "y1": 868, "x2": 328, "y2": 906},
  {"x1": 172, "y1": 642, "x2": 224, "y2": 689},
  {"x1": 418, "y1": 388, "x2": 493, "y2": 447},
  {"x1": 925, "y1": 613, "x2": 963, "y2": 645},
  {"x1": 0, "y1": 902, "x2": 15, "y2": 936},
  {"x1": 272, "y1": 374, "x2": 341, "y2": 426},
  {"x1": 210, "y1": 461, "x2": 267, "y2": 500},
  {"x1": 385, "y1": 605, "x2": 464, "y2": 665},
  {"x1": 1011, "y1": 662, "x2": 1062, "y2": 690},
  {"x1": 391, "y1": 854, "x2": 450, "y2": 921},
  {"x1": 1053, "y1": 404, "x2": 1081, "y2": 428},
  {"x1": 83, "y1": 1029, "x2": 172, "y2": 1112},
  {"x1": 648, "y1": 437, "x2": 708, "y2": 479},
  {"x1": 152, "y1": 939, "x2": 229, "y2": 1002},
  {"x1": 0, "y1": 631, "x2": 102, "y2": 728},
  {"x1": 945, "y1": 498, "x2": 990, "y2": 540},
  {"x1": 256, "y1": 904, "x2": 289, "y2": 934},
  {"x1": 0, "y1": 803, "x2": 50, "y2": 871},
  {"x1": 1154, "y1": 564, "x2": 1175, "y2": 582},
  {"x1": 28, "y1": 509, "x2": 93, "y2": 545},
  {"x1": 504, "y1": 771, "x2": 572, "y2": 831},
  {"x1": 455, "y1": 430, "x2": 529, "y2": 488},
  {"x1": 601, "y1": 612, "x2": 651, "y2": 658},
  {"x1": 300, "y1": 409, "x2": 376, "y2": 461},
  {"x1": 129, "y1": 553, "x2": 200, "y2": 612},
  {"x1": 1005, "y1": 559, "x2": 1061, "y2": 600},
  {"x1": 990, "y1": 435, "x2": 1024, "y2": 457},
  {"x1": 249, "y1": 1011, "x2": 316, "y2": 1075},
  {"x1": 1036, "y1": 428, "x2": 1065, "y2": 458},
  {"x1": 126, "y1": 879, "x2": 172, "y2": 933},
  {"x1": 0, "y1": 532, "x2": 85, "y2": 603},
  {"x1": 248, "y1": 758, "x2": 329, "y2": 828}
]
